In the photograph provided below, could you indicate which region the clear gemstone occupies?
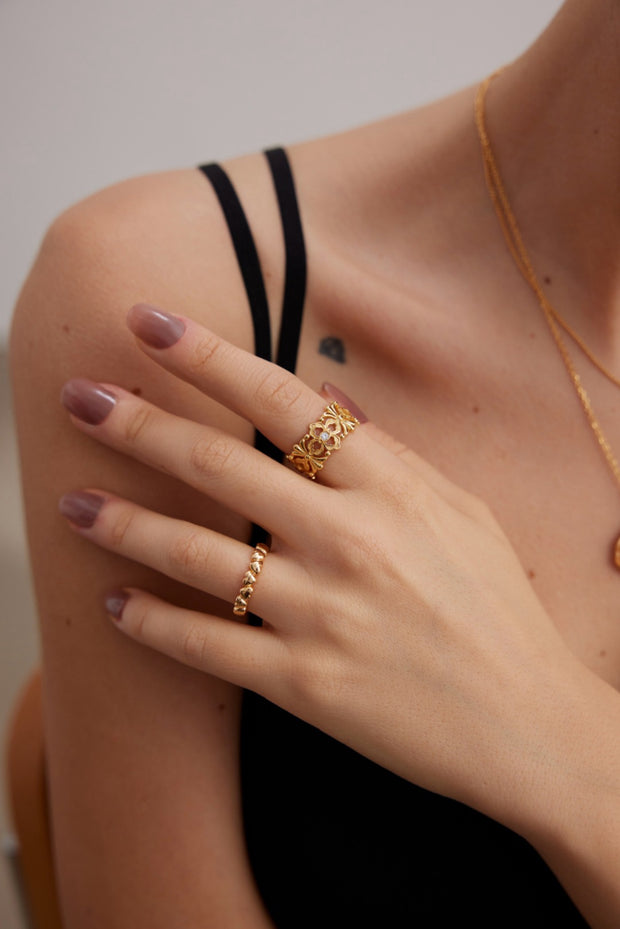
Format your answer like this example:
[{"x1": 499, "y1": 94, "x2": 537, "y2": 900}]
[{"x1": 320, "y1": 431, "x2": 330, "y2": 441}]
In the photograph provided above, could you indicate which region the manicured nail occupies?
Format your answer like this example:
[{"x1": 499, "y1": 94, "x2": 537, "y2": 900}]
[
  {"x1": 59, "y1": 491, "x2": 105, "y2": 528},
  {"x1": 61, "y1": 379, "x2": 116, "y2": 425},
  {"x1": 127, "y1": 304, "x2": 186, "y2": 349},
  {"x1": 321, "y1": 383, "x2": 368, "y2": 423},
  {"x1": 105, "y1": 589, "x2": 129, "y2": 621}
]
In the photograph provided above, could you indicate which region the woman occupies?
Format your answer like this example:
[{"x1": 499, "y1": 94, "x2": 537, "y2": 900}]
[{"x1": 10, "y1": 0, "x2": 620, "y2": 925}]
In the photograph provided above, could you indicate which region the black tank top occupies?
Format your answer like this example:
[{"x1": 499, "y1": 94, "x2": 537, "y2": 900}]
[{"x1": 198, "y1": 150, "x2": 589, "y2": 929}]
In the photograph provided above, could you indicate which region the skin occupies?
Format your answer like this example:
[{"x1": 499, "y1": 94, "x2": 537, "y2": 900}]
[{"x1": 9, "y1": 0, "x2": 620, "y2": 925}]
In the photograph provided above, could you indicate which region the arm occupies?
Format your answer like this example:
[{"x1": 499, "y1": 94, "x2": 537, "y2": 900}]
[
  {"x1": 512, "y1": 666, "x2": 620, "y2": 929},
  {"x1": 54, "y1": 310, "x2": 620, "y2": 929},
  {"x1": 9, "y1": 171, "x2": 276, "y2": 929}
]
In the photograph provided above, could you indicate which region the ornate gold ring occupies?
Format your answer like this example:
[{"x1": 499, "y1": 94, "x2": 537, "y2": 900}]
[{"x1": 286, "y1": 401, "x2": 360, "y2": 480}]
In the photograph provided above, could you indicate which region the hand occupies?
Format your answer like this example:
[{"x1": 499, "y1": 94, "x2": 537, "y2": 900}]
[{"x1": 59, "y1": 303, "x2": 582, "y2": 838}]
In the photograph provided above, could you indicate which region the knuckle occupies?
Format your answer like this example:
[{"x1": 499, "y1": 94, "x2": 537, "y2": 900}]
[
  {"x1": 187, "y1": 331, "x2": 223, "y2": 374},
  {"x1": 288, "y1": 648, "x2": 349, "y2": 707},
  {"x1": 132, "y1": 601, "x2": 150, "y2": 640},
  {"x1": 340, "y1": 529, "x2": 393, "y2": 579},
  {"x1": 167, "y1": 531, "x2": 211, "y2": 576},
  {"x1": 181, "y1": 620, "x2": 209, "y2": 665},
  {"x1": 254, "y1": 367, "x2": 304, "y2": 415},
  {"x1": 123, "y1": 404, "x2": 155, "y2": 445},
  {"x1": 323, "y1": 505, "x2": 401, "y2": 584},
  {"x1": 366, "y1": 466, "x2": 428, "y2": 517},
  {"x1": 189, "y1": 432, "x2": 236, "y2": 481},
  {"x1": 389, "y1": 476, "x2": 432, "y2": 521},
  {"x1": 108, "y1": 507, "x2": 136, "y2": 549}
]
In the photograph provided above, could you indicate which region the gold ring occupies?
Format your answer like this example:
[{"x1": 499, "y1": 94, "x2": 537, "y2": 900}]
[
  {"x1": 286, "y1": 401, "x2": 360, "y2": 480},
  {"x1": 233, "y1": 542, "x2": 270, "y2": 616}
]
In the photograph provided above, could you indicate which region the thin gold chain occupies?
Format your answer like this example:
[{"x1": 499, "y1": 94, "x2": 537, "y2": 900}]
[
  {"x1": 475, "y1": 72, "x2": 620, "y2": 489},
  {"x1": 476, "y1": 71, "x2": 620, "y2": 390}
]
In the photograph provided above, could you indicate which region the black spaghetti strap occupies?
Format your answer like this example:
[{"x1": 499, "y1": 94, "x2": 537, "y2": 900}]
[
  {"x1": 264, "y1": 147, "x2": 307, "y2": 375},
  {"x1": 198, "y1": 150, "x2": 307, "y2": 376},
  {"x1": 198, "y1": 160, "x2": 282, "y2": 493},
  {"x1": 198, "y1": 148, "x2": 307, "y2": 620},
  {"x1": 197, "y1": 162, "x2": 272, "y2": 364},
  {"x1": 198, "y1": 148, "x2": 307, "y2": 462}
]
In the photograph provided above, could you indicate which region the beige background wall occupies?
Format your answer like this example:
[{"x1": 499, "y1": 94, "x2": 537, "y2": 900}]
[{"x1": 1, "y1": 0, "x2": 562, "y2": 925}]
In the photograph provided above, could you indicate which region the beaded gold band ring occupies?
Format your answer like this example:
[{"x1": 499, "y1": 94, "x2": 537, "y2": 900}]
[
  {"x1": 286, "y1": 401, "x2": 360, "y2": 480},
  {"x1": 233, "y1": 543, "x2": 270, "y2": 616}
]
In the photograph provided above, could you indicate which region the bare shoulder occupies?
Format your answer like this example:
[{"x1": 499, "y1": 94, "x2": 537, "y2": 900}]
[
  {"x1": 17, "y1": 162, "x2": 275, "y2": 352},
  {"x1": 10, "y1": 153, "x2": 299, "y2": 446},
  {"x1": 12, "y1": 95, "x2": 448, "y2": 361},
  {"x1": 11, "y1": 91, "x2": 472, "y2": 427}
]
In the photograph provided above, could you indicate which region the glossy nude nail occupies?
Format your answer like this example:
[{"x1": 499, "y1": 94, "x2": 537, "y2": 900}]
[
  {"x1": 127, "y1": 303, "x2": 186, "y2": 349},
  {"x1": 321, "y1": 383, "x2": 368, "y2": 423},
  {"x1": 105, "y1": 589, "x2": 129, "y2": 621},
  {"x1": 61, "y1": 379, "x2": 116, "y2": 425},
  {"x1": 59, "y1": 491, "x2": 104, "y2": 528}
]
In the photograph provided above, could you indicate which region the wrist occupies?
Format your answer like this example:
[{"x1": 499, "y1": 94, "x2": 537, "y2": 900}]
[{"x1": 504, "y1": 659, "x2": 620, "y2": 910}]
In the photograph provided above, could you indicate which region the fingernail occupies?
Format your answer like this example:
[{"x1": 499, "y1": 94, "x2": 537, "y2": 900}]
[
  {"x1": 61, "y1": 379, "x2": 116, "y2": 425},
  {"x1": 105, "y1": 589, "x2": 129, "y2": 621},
  {"x1": 321, "y1": 383, "x2": 368, "y2": 423},
  {"x1": 59, "y1": 491, "x2": 105, "y2": 528},
  {"x1": 127, "y1": 303, "x2": 186, "y2": 349}
]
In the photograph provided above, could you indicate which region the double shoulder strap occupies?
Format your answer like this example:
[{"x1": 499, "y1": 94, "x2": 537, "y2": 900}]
[{"x1": 198, "y1": 147, "x2": 307, "y2": 612}]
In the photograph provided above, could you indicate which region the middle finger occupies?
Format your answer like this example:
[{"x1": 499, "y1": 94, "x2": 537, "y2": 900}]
[{"x1": 61, "y1": 378, "x2": 322, "y2": 541}]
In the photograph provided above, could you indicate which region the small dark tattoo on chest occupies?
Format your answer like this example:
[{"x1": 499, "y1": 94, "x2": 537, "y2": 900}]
[{"x1": 319, "y1": 336, "x2": 346, "y2": 363}]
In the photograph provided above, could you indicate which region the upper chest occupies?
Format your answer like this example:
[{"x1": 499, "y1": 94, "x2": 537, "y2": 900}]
[{"x1": 291, "y1": 262, "x2": 620, "y2": 689}]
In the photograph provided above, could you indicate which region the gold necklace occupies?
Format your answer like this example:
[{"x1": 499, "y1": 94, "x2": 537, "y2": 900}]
[{"x1": 475, "y1": 70, "x2": 620, "y2": 569}]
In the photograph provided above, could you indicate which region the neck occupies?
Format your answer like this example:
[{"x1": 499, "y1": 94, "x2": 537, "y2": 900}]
[{"x1": 486, "y1": 0, "x2": 620, "y2": 352}]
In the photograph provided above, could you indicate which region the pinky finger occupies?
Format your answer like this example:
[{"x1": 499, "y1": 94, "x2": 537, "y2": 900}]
[{"x1": 106, "y1": 588, "x2": 288, "y2": 696}]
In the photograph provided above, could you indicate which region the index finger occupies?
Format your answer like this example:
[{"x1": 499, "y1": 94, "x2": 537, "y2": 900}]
[{"x1": 126, "y1": 303, "x2": 379, "y2": 488}]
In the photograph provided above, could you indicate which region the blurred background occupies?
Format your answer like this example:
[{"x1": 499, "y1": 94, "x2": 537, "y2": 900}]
[{"x1": 0, "y1": 0, "x2": 561, "y2": 924}]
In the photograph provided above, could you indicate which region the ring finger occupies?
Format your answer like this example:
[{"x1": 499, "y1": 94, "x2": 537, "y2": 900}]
[{"x1": 58, "y1": 490, "x2": 295, "y2": 622}]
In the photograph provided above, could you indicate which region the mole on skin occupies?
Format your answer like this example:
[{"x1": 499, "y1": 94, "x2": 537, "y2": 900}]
[{"x1": 319, "y1": 336, "x2": 346, "y2": 364}]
